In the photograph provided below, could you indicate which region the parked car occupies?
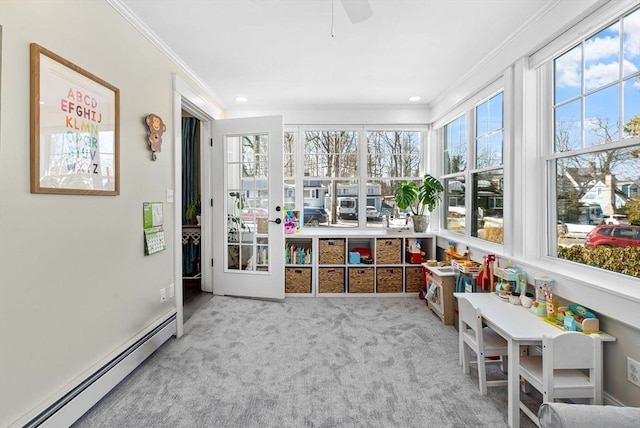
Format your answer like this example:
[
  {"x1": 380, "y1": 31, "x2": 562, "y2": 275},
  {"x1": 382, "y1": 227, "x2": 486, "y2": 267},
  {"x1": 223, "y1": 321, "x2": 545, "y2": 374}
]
[
  {"x1": 241, "y1": 208, "x2": 268, "y2": 223},
  {"x1": 557, "y1": 220, "x2": 568, "y2": 235},
  {"x1": 585, "y1": 225, "x2": 640, "y2": 248},
  {"x1": 366, "y1": 206, "x2": 380, "y2": 220},
  {"x1": 303, "y1": 207, "x2": 328, "y2": 227},
  {"x1": 599, "y1": 214, "x2": 629, "y2": 225}
]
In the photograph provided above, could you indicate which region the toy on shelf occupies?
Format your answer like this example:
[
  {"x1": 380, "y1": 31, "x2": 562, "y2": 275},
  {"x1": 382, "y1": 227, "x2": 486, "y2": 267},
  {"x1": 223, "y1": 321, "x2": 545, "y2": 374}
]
[
  {"x1": 445, "y1": 241, "x2": 468, "y2": 263},
  {"x1": 531, "y1": 275, "x2": 553, "y2": 316},
  {"x1": 406, "y1": 239, "x2": 424, "y2": 264},
  {"x1": 284, "y1": 210, "x2": 299, "y2": 234}
]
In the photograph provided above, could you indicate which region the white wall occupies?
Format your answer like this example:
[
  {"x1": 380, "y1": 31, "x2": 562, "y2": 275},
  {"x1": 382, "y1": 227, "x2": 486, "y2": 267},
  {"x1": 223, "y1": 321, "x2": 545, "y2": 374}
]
[
  {"x1": 225, "y1": 104, "x2": 429, "y2": 126},
  {"x1": 0, "y1": 2, "x2": 214, "y2": 426}
]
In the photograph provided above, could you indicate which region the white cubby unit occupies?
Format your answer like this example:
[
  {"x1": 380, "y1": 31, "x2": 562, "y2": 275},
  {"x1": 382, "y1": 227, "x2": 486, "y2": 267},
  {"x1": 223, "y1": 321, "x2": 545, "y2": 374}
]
[{"x1": 284, "y1": 232, "x2": 435, "y2": 296}]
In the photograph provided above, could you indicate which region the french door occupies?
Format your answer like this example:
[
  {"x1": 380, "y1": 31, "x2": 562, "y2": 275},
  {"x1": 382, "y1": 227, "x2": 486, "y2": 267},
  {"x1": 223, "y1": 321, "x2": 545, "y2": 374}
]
[{"x1": 211, "y1": 116, "x2": 284, "y2": 299}]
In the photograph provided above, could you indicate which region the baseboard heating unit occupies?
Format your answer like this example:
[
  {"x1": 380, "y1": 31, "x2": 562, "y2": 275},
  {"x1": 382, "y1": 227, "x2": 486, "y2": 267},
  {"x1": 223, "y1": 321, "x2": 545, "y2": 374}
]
[{"x1": 22, "y1": 314, "x2": 177, "y2": 428}]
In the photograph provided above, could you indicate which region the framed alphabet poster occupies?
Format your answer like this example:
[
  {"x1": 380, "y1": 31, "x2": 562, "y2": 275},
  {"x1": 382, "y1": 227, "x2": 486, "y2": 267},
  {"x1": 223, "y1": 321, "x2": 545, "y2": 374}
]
[{"x1": 30, "y1": 43, "x2": 120, "y2": 195}]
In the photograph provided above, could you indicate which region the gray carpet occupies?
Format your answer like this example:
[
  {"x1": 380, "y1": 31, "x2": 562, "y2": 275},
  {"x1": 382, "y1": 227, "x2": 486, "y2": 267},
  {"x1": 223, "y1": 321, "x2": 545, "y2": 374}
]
[{"x1": 73, "y1": 296, "x2": 539, "y2": 427}]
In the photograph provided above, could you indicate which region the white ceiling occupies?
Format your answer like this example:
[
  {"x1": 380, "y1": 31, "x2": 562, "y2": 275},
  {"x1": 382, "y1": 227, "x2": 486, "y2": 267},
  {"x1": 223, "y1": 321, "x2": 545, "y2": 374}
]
[{"x1": 115, "y1": 0, "x2": 597, "y2": 110}]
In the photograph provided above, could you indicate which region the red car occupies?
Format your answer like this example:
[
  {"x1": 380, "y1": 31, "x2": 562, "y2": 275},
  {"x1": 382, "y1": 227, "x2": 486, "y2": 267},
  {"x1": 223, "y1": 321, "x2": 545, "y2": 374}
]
[
  {"x1": 241, "y1": 208, "x2": 268, "y2": 223},
  {"x1": 585, "y1": 225, "x2": 640, "y2": 248}
]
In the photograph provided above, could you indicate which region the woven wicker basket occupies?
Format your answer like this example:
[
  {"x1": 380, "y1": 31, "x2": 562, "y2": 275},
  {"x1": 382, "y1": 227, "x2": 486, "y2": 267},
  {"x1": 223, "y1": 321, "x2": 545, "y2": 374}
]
[
  {"x1": 348, "y1": 267, "x2": 374, "y2": 293},
  {"x1": 319, "y1": 239, "x2": 345, "y2": 264},
  {"x1": 376, "y1": 267, "x2": 403, "y2": 293},
  {"x1": 285, "y1": 267, "x2": 312, "y2": 293},
  {"x1": 318, "y1": 267, "x2": 345, "y2": 293},
  {"x1": 404, "y1": 266, "x2": 424, "y2": 293},
  {"x1": 257, "y1": 218, "x2": 268, "y2": 234},
  {"x1": 376, "y1": 238, "x2": 402, "y2": 264}
]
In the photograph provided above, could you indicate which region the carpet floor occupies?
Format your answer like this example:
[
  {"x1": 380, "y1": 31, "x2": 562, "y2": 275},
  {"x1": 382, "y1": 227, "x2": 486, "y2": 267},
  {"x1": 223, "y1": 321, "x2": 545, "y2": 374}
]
[{"x1": 73, "y1": 296, "x2": 540, "y2": 428}]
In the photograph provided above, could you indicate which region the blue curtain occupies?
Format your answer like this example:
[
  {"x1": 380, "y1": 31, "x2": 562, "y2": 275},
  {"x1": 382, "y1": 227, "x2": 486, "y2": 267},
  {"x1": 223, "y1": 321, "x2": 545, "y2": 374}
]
[{"x1": 182, "y1": 117, "x2": 199, "y2": 277}]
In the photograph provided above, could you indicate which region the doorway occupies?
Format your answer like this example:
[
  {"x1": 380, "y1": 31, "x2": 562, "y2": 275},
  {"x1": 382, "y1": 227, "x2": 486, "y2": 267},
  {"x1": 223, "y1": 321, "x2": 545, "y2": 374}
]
[
  {"x1": 181, "y1": 112, "x2": 209, "y2": 322},
  {"x1": 173, "y1": 74, "x2": 221, "y2": 337}
]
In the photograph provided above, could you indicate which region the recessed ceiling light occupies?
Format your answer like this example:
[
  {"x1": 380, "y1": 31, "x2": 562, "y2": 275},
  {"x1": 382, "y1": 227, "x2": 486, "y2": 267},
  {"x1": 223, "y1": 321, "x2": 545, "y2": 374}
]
[
  {"x1": 408, "y1": 96, "x2": 421, "y2": 102},
  {"x1": 235, "y1": 96, "x2": 247, "y2": 102}
]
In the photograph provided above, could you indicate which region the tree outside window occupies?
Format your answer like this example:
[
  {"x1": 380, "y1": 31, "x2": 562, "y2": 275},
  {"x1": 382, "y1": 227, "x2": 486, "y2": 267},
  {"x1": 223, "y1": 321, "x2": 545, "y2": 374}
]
[{"x1": 552, "y1": 7, "x2": 640, "y2": 277}]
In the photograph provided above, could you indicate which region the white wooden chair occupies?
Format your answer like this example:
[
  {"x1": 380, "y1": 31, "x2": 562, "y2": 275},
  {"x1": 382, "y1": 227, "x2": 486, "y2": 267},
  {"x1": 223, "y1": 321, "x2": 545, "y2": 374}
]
[
  {"x1": 519, "y1": 332, "x2": 602, "y2": 426},
  {"x1": 458, "y1": 298, "x2": 509, "y2": 395}
]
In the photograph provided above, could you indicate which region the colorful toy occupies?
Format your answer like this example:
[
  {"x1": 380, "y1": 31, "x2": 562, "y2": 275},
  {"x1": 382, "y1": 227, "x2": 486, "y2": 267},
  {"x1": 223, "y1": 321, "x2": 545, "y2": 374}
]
[
  {"x1": 495, "y1": 261, "x2": 527, "y2": 303},
  {"x1": 476, "y1": 254, "x2": 496, "y2": 292},
  {"x1": 531, "y1": 275, "x2": 553, "y2": 316},
  {"x1": 549, "y1": 305, "x2": 600, "y2": 333},
  {"x1": 445, "y1": 241, "x2": 468, "y2": 263},
  {"x1": 284, "y1": 210, "x2": 297, "y2": 234}
]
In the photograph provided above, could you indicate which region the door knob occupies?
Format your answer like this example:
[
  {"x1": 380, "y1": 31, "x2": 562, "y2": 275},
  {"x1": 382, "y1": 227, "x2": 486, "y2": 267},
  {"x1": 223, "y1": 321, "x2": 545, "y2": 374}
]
[
  {"x1": 275, "y1": 206, "x2": 282, "y2": 212},
  {"x1": 269, "y1": 218, "x2": 282, "y2": 224}
]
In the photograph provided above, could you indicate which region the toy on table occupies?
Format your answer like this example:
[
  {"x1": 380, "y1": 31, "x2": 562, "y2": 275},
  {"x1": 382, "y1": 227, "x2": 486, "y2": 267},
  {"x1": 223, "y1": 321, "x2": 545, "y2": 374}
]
[
  {"x1": 519, "y1": 274, "x2": 535, "y2": 308},
  {"x1": 531, "y1": 275, "x2": 553, "y2": 316},
  {"x1": 476, "y1": 254, "x2": 496, "y2": 292},
  {"x1": 551, "y1": 304, "x2": 600, "y2": 333},
  {"x1": 495, "y1": 261, "x2": 528, "y2": 304},
  {"x1": 445, "y1": 241, "x2": 468, "y2": 264}
]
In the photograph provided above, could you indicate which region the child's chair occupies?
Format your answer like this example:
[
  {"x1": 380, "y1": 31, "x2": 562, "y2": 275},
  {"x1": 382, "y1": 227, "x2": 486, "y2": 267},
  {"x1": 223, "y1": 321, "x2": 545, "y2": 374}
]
[
  {"x1": 519, "y1": 332, "x2": 602, "y2": 426},
  {"x1": 458, "y1": 298, "x2": 509, "y2": 395}
]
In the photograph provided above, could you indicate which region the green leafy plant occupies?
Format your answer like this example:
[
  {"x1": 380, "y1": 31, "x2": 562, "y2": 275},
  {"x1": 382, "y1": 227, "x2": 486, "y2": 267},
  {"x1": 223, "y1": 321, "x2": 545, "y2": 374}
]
[
  {"x1": 227, "y1": 191, "x2": 246, "y2": 241},
  {"x1": 394, "y1": 173, "x2": 444, "y2": 216},
  {"x1": 185, "y1": 196, "x2": 201, "y2": 225},
  {"x1": 558, "y1": 246, "x2": 640, "y2": 277}
]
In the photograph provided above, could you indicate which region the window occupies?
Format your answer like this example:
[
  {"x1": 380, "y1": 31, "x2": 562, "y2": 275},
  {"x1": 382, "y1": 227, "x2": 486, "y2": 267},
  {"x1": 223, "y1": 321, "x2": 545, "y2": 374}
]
[
  {"x1": 441, "y1": 92, "x2": 505, "y2": 244},
  {"x1": 284, "y1": 128, "x2": 423, "y2": 229},
  {"x1": 366, "y1": 130, "x2": 421, "y2": 227},
  {"x1": 283, "y1": 131, "x2": 296, "y2": 210},
  {"x1": 473, "y1": 93, "x2": 504, "y2": 244},
  {"x1": 304, "y1": 130, "x2": 358, "y2": 227},
  {"x1": 550, "y1": 7, "x2": 640, "y2": 278},
  {"x1": 443, "y1": 115, "x2": 467, "y2": 234}
]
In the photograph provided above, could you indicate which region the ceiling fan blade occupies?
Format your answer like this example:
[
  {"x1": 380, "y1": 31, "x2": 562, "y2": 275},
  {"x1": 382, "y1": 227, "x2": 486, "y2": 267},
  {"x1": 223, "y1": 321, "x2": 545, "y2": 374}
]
[{"x1": 340, "y1": 0, "x2": 373, "y2": 24}]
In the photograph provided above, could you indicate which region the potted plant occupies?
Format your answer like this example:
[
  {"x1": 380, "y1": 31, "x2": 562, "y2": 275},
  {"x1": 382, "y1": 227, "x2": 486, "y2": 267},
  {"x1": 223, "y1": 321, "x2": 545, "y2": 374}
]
[
  {"x1": 185, "y1": 196, "x2": 201, "y2": 225},
  {"x1": 227, "y1": 191, "x2": 246, "y2": 242},
  {"x1": 394, "y1": 173, "x2": 444, "y2": 233}
]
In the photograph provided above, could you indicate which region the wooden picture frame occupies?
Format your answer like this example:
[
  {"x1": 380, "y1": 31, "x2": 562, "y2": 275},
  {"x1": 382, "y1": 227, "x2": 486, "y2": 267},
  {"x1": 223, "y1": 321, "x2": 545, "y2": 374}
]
[{"x1": 30, "y1": 43, "x2": 120, "y2": 195}]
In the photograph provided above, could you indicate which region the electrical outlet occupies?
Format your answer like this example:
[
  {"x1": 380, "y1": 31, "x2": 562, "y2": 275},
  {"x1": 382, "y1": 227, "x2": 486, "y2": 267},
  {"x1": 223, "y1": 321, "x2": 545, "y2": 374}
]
[
  {"x1": 628, "y1": 357, "x2": 640, "y2": 387},
  {"x1": 169, "y1": 283, "x2": 174, "y2": 298},
  {"x1": 160, "y1": 288, "x2": 166, "y2": 303}
]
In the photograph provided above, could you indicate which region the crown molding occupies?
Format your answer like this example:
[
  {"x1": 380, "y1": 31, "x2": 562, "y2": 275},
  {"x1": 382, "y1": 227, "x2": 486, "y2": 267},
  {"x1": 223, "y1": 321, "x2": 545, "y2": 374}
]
[{"x1": 106, "y1": 0, "x2": 226, "y2": 110}]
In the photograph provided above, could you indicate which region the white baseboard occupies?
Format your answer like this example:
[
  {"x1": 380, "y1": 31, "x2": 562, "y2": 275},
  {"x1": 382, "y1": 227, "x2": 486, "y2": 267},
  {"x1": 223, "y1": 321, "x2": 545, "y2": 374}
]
[
  {"x1": 24, "y1": 315, "x2": 176, "y2": 428},
  {"x1": 604, "y1": 392, "x2": 625, "y2": 407}
]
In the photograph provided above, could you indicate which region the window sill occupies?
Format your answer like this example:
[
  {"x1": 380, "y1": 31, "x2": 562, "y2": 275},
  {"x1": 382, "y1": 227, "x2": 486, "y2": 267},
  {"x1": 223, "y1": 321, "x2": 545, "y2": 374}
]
[{"x1": 435, "y1": 230, "x2": 640, "y2": 328}]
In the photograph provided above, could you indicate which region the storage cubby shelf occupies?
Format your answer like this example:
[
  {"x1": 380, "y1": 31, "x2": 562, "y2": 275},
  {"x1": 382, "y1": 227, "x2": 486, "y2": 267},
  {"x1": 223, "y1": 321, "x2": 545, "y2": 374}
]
[{"x1": 285, "y1": 233, "x2": 434, "y2": 296}]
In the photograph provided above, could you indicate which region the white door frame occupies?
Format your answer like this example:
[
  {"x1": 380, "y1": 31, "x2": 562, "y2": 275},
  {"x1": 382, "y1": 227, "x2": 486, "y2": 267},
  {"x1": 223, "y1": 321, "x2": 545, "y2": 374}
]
[
  {"x1": 172, "y1": 74, "x2": 222, "y2": 337},
  {"x1": 211, "y1": 116, "x2": 285, "y2": 300}
]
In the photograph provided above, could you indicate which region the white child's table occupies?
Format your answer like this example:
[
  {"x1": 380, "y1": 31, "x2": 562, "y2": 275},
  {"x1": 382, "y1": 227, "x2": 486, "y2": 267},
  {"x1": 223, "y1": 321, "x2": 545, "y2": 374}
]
[{"x1": 453, "y1": 292, "x2": 615, "y2": 428}]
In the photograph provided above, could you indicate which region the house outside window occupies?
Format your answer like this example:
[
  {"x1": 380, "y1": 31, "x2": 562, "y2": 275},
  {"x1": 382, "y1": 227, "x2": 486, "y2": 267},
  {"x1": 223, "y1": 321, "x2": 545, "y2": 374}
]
[
  {"x1": 284, "y1": 128, "x2": 423, "y2": 229},
  {"x1": 366, "y1": 130, "x2": 421, "y2": 227},
  {"x1": 473, "y1": 93, "x2": 504, "y2": 244},
  {"x1": 283, "y1": 131, "x2": 296, "y2": 210},
  {"x1": 443, "y1": 115, "x2": 467, "y2": 234},
  {"x1": 549, "y1": 7, "x2": 640, "y2": 277},
  {"x1": 440, "y1": 92, "x2": 505, "y2": 244}
]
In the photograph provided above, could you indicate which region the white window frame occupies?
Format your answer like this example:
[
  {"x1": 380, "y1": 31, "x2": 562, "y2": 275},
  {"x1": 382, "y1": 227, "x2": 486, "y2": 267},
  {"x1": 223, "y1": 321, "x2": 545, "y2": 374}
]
[
  {"x1": 525, "y1": 3, "x2": 640, "y2": 326},
  {"x1": 284, "y1": 125, "x2": 427, "y2": 229},
  {"x1": 435, "y1": 77, "x2": 507, "y2": 252}
]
